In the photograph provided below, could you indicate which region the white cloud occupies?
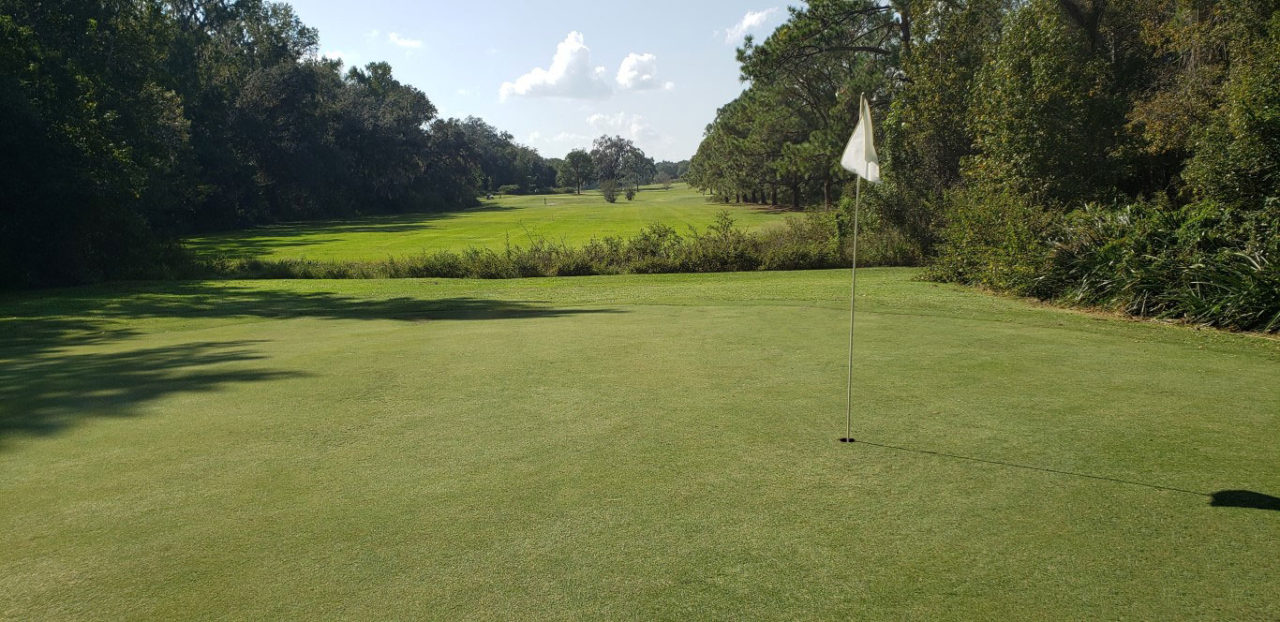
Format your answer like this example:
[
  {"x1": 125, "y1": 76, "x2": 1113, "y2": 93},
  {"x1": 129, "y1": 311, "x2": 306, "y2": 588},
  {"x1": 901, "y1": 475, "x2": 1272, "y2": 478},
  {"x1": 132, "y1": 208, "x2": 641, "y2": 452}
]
[
  {"x1": 553, "y1": 131, "x2": 591, "y2": 144},
  {"x1": 500, "y1": 32, "x2": 612, "y2": 101},
  {"x1": 616, "y1": 53, "x2": 668, "y2": 91},
  {"x1": 587, "y1": 112, "x2": 658, "y2": 141},
  {"x1": 321, "y1": 49, "x2": 356, "y2": 65},
  {"x1": 524, "y1": 131, "x2": 591, "y2": 157},
  {"x1": 725, "y1": 8, "x2": 779, "y2": 44},
  {"x1": 388, "y1": 32, "x2": 423, "y2": 48}
]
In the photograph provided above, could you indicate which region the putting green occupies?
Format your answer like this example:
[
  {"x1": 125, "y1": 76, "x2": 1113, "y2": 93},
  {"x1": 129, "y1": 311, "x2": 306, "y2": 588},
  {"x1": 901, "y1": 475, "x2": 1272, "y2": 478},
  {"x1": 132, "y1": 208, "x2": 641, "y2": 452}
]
[
  {"x1": 2, "y1": 269, "x2": 1277, "y2": 619},
  {"x1": 183, "y1": 183, "x2": 791, "y2": 262}
]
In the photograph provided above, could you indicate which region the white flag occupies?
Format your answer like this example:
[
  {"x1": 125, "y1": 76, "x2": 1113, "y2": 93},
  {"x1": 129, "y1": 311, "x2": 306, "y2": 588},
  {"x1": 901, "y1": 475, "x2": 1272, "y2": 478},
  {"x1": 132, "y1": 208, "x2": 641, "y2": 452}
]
[{"x1": 840, "y1": 95, "x2": 880, "y2": 183}]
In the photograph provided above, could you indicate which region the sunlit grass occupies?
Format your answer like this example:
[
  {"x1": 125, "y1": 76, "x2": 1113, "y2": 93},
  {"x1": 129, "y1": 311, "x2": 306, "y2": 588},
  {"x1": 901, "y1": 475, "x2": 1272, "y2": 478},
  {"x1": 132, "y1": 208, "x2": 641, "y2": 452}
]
[{"x1": 184, "y1": 183, "x2": 791, "y2": 262}]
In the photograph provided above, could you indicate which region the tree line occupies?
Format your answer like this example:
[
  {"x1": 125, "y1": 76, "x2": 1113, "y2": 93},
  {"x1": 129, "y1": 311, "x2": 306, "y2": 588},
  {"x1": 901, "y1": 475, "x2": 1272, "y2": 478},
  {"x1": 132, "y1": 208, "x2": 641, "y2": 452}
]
[
  {"x1": 0, "y1": 0, "x2": 676, "y2": 287},
  {"x1": 689, "y1": 0, "x2": 1278, "y2": 331},
  {"x1": 554, "y1": 139, "x2": 690, "y2": 201}
]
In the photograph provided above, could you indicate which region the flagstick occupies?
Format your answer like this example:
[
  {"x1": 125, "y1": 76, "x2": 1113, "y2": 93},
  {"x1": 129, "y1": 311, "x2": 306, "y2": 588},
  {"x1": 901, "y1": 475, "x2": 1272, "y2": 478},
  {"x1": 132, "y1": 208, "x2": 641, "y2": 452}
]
[
  {"x1": 838, "y1": 92, "x2": 875, "y2": 443},
  {"x1": 842, "y1": 175, "x2": 860, "y2": 443}
]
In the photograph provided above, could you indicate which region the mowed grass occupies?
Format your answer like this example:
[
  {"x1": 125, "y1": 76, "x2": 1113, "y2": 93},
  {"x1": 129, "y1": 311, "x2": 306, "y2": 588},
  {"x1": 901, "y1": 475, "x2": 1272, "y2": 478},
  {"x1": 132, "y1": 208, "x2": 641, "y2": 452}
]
[
  {"x1": 2, "y1": 269, "x2": 1278, "y2": 619},
  {"x1": 184, "y1": 183, "x2": 790, "y2": 262}
]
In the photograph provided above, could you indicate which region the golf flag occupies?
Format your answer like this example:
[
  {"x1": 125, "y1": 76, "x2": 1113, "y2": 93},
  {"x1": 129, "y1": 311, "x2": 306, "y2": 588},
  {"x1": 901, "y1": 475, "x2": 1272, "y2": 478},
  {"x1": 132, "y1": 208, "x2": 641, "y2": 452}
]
[
  {"x1": 840, "y1": 95, "x2": 880, "y2": 183},
  {"x1": 838, "y1": 94, "x2": 877, "y2": 443}
]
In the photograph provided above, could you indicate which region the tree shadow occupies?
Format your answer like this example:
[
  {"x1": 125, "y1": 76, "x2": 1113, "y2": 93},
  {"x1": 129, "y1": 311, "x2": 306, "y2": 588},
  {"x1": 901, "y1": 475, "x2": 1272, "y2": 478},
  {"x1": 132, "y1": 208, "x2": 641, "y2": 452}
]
[
  {"x1": 0, "y1": 340, "x2": 305, "y2": 447},
  {"x1": 0, "y1": 284, "x2": 622, "y2": 446},
  {"x1": 750, "y1": 204, "x2": 806, "y2": 214},
  {"x1": 1210, "y1": 490, "x2": 1280, "y2": 511},
  {"x1": 0, "y1": 316, "x2": 140, "y2": 358},
  {"x1": 1, "y1": 283, "x2": 623, "y2": 358},
  {"x1": 183, "y1": 235, "x2": 347, "y2": 258},
  {"x1": 83, "y1": 290, "x2": 618, "y2": 324},
  {"x1": 183, "y1": 204, "x2": 520, "y2": 258}
]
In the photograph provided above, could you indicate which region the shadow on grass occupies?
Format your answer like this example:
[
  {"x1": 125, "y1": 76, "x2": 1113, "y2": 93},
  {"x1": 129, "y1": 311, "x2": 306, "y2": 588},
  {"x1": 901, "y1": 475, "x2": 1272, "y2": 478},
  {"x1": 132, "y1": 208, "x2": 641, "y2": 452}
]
[
  {"x1": 854, "y1": 439, "x2": 1208, "y2": 496},
  {"x1": 184, "y1": 236, "x2": 347, "y2": 259},
  {"x1": 183, "y1": 204, "x2": 520, "y2": 258},
  {"x1": 858, "y1": 440, "x2": 1280, "y2": 512},
  {"x1": 0, "y1": 340, "x2": 305, "y2": 446},
  {"x1": 1, "y1": 283, "x2": 624, "y2": 356},
  {"x1": 80, "y1": 289, "x2": 619, "y2": 324},
  {"x1": 750, "y1": 204, "x2": 806, "y2": 214},
  {"x1": 1210, "y1": 490, "x2": 1280, "y2": 511},
  {"x1": 0, "y1": 284, "x2": 621, "y2": 446}
]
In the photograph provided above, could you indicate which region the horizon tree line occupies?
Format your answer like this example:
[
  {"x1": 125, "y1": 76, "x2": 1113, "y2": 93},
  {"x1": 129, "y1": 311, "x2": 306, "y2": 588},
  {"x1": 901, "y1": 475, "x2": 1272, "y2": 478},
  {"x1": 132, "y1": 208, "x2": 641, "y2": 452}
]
[{"x1": 0, "y1": 0, "x2": 687, "y2": 287}]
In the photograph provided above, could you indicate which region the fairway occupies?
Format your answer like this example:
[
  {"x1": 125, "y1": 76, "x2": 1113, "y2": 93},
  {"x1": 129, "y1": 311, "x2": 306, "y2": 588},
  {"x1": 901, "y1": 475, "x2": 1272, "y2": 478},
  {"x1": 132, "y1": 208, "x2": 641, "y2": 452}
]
[
  {"x1": 184, "y1": 184, "x2": 790, "y2": 262},
  {"x1": 2, "y1": 269, "x2": 1278, "y2": 619}
]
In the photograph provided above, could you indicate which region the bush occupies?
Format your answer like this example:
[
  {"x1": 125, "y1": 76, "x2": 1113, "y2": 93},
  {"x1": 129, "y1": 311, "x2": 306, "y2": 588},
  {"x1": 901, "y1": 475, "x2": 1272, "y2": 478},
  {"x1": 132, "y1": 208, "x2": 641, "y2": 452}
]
[
  {"x1": 837, "y1": 193, "x2": 927, "y2": 268},
  {"x1": 757, "y1": 212, "x2": 842, "y2": 271},
  {"x1": 199, "y1": 211, "x2": 925, "y2": 284},
  {"x1": 926, "y1": 186, "x2": 1058, "y2": 296},
  {"x1": 1044, "y1": 198, "x2": 1280, "y2": 331},
  {"x1": 676, "y1": 212, "x2": 762, "y2": 272},
  {"x1": 600, "y1": 180, "x2": 618, "y2": 203},
  {"x1": 928, "y1": 190, "x2": 1280, "y2": 332},
  {"x1": 551, "y1": 249, "x2": 596, "y2": 276},
  {"x1": 412, "y1": 251, "x2": 468, "y2": 278}
]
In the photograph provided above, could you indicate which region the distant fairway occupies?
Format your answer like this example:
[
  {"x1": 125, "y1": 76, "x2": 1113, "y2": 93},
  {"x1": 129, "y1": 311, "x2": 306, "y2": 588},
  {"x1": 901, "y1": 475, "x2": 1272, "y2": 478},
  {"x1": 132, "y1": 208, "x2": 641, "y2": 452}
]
[
  {"x1": 3, "y1": 269, "x2": 1278, "y2": 619},
  {"x1": 184, "y1": 183, "x2": 791, "y2": 262}
]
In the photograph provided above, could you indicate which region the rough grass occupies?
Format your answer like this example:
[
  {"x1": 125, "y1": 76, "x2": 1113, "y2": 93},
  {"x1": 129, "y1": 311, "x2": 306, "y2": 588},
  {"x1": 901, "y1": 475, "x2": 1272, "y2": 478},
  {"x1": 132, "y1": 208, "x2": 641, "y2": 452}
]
[
  {"x1": 2, "y1": 269, "x2": 1278, "y2": 619},
  {"x1": 184, "y1": 184, "x2": 791, "y2": 262}
]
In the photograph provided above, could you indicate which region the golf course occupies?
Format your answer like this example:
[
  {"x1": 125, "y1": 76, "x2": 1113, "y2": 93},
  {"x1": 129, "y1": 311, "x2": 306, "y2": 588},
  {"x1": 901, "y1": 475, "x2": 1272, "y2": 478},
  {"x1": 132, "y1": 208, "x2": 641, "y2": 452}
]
[
  {"x1": 184, "y1": 184, "x2": 789, "y2": 263},
  {"x1": 6, "y1": 0, "x2": 1280, "y2": 618},
  {"x1": 3, "y1": 268, "x2": 1278, "y2": 619}
]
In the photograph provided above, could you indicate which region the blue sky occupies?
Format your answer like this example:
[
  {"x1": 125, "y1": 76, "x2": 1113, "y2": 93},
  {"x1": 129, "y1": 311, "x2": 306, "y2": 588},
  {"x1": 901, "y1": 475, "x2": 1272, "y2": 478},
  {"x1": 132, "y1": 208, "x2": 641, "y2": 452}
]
[{"x1": 289, "y1": 1, "x2": 788, "y2": 161}]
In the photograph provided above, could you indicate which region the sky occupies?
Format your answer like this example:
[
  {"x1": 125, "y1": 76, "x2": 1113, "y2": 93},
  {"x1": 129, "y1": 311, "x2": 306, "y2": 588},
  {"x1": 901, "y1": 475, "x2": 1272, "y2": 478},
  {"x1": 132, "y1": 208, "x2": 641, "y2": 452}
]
[{"x1": 289, "y1": 1, "x2": 789, "y2": 162}]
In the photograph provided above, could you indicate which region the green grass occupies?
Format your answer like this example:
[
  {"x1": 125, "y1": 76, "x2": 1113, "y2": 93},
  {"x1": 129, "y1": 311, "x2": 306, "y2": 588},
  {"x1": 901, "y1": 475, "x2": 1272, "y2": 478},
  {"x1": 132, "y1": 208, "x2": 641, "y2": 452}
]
[
  {"x1": 2, "y1": 269, "x2": 1278, "y2": 619},
  {"x1": 184, "y1": 183, "x2": 791, "y2": 262}
]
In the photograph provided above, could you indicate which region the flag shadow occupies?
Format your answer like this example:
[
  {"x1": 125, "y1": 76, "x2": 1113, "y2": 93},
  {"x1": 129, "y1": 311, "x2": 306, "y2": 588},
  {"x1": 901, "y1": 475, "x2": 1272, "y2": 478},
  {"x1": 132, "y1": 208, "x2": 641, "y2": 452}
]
[{"x1": 855, "y1": 440, "x2": 1280, "y2": 512}]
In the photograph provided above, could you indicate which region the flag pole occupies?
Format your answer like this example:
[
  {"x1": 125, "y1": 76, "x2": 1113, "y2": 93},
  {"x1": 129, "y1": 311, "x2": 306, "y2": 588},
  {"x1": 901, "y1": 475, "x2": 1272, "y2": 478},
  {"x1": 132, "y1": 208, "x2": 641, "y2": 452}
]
[
  {"x1": 842, "y1": 174, "x2": 860, "y2": 443},
  {"x1": 838, "y1": 92, "x2": 876, "y2": 443}
]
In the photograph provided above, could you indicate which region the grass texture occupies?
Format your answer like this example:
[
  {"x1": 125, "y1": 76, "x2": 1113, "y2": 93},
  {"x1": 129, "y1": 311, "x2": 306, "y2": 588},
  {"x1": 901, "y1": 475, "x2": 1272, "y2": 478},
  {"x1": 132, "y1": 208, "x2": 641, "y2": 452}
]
[
  {"x1": 2, "y1": 269, "x2": 1278, "y2": 619},
  {"x1": 184, "y1": 184, "x2": 790, "y2": 262}
]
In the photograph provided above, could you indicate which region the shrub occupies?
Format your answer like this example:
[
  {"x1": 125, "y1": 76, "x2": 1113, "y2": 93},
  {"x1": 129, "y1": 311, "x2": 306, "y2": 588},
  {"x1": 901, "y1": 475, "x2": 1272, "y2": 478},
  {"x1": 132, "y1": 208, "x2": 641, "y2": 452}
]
[
  {"x1": 413, "y1": 251, "x2": 468, "y2": 278},
  {"x1": 676, "y1": 212, "x2": 762, "y2": 273},
  {"x1": 600, "y1": 180, "x2": 618, "y2": 203},
  {"x1": 199, "y1": 211, "x2": 925, "y2": 284},
  {"x1": 757, "y1": 212, "x2": 842, "y2": 271},
  {"x1": 463, "y1": 248, "x2": 520, "y2": 279},
  {"x1": 552, "y1": 249, "x2": 596, "y2": 276},
  {"x1": 926, "y1": 186, "x2": 1058, "y2": 296},
  {"x1": 1044, "y1": 198, "x2": 1280, "y2": 331}
]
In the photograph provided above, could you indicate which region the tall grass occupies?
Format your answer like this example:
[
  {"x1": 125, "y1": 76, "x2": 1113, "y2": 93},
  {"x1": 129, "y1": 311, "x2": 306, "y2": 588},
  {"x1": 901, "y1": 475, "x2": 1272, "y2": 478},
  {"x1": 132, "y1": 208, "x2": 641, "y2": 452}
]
[
  {"x1": 930, "y1": 194, "x2": 1280, "y2": 332},
  {"x1": 196, "y1": 211, "x2": 921, "y2": 281},
  {"x1": 1046, "y1": 200, "x2": 1280, "y2": 332}
]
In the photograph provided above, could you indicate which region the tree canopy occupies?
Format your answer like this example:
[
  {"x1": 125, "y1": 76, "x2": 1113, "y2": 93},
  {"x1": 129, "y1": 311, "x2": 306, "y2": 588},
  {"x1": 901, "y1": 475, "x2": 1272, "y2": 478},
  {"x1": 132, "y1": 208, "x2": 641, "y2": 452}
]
[
  {"x1": 590, "y1": 135, "x2": 655, "y2": 202},
  {"x1": 689, "y1": 0, "x2": 1279, "y2": 330},
  {"x1": 0, "y1": 0, "x2": 567, "y2": 287}
]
